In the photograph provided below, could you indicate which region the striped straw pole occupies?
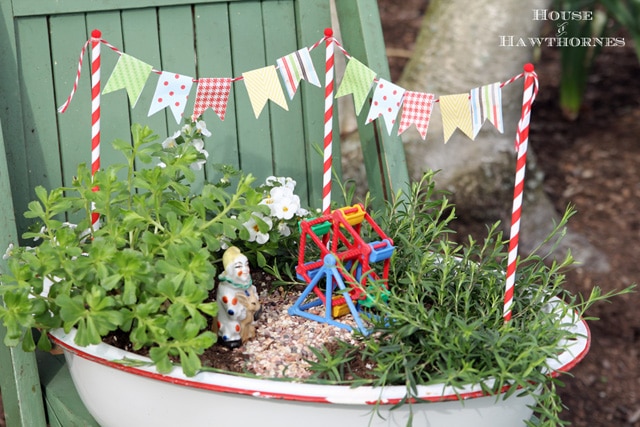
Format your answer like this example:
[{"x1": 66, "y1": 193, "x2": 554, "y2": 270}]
[
  {"x1": 322, "y1": 28, "x2": 334, "y2": 215},
  {"x1": 90, "y1": 29, "x2": 102, "y2": 229},
  {"x1": 504, "y1": 63, "x2": 537, "y2": 322}
]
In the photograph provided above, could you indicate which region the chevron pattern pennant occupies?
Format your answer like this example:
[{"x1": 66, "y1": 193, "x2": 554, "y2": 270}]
[
  {"x1": 243, "y1": 66, "x2": 289, "y2": 118},
  {"x1": 439, "y1": 93, "x2": 474, "y2": 143}
]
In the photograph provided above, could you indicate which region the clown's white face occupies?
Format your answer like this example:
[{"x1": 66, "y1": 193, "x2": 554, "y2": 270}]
[{"x1": 227, "y1": 254, "x2": 251, "y2": 286}]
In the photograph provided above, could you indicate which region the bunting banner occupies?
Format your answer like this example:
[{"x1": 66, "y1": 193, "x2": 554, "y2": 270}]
[
  {"x1": 102, "y1": 53, "x2": 153, "y2": 107},
  {"x1": 193, "y1": 77, "x2": 232, "y2": 121},
  {"x1": 471, "y1": 82, "x2": 504, "y2": 138},
  {"x1": 334, "y1": 57, "x2": 377, "y2": 115},
  {"x1": 242, "y1": 66, "x2": 289, "y2": 118},
  {"x1": 439, "y1": 93, "x2": 475, "y2": 143},
  {"x1": 58, "y1": 30, "x2": 537, "y2": 325},
  {"x1": 398, "y1": 91, "x2": 435, "y2": 139},
  {"x1": 277, "y1": 47, "x2": 321, "y2": 100},
  {"x1": 365, "y1": 78, "x2": 405, "y2": 135},
  {"x1": 148, "y1": 71, "x2": 194, "y2": 124}
]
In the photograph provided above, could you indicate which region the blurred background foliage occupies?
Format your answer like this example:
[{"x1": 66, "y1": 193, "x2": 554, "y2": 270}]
[{"x1": 554, "y1": 0, "x2": 640, "y2": 119}]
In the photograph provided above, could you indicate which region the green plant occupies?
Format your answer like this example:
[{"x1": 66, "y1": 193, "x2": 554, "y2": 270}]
[
  {"x1": 553, "y1": 0, "x2": 640, "y2": 118},
  {"x1": 0, "y1": 121, "x2": 306, "y2": 377},
  {"x1": 306, "y1": 172, "x2": 633, "y2": 426}
]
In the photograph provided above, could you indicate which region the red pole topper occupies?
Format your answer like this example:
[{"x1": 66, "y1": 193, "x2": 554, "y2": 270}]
[
  {"x1": 90, "y1": 29, "x2": 102, "y2": 229},
  {"x1": 504, "y1": 63, "x2": 538, "y2": 322}
]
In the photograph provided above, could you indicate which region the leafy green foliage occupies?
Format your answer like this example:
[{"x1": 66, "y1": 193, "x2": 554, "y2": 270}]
[
  {"x1": 306, "y1": 171, "x2": 633, "y2": 426},
  {"x1": 554, "y1": 0, "x2": 640, "y2": 118},
  {"x1": 0, "y1": 122, "x2": 271, "y2": 375}
]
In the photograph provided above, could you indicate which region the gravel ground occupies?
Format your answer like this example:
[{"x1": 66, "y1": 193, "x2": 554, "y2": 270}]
[{"x1": 201, "y1": 276, "x2": 365, "y2": 380}]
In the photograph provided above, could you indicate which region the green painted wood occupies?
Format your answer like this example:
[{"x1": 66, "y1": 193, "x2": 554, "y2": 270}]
[
  {"x1": 13, "y1": 0, "x2": 246, "y2": 17},
  {"x1": 84, "y1": 12, "x2": 132, "y2": 172},
  {"x1": 229, "y1": 1, "x2": 274, "y2": 182},
  {"x1": 0, "y1": 1, "x2": 408, "y2": 424},
  {"x1": 36, "y1": 351, "x2": 99, "y2": 426},
  {"x1": 334, "y1": 0, "x2": 410, "y2": 204},
  {"x1": 0, "y1": 0, "x2": 30, "y2": 237},
  {"x1": 15, "y1": 17, "x2": 63, "y2": 197},
  {"x1": 0, "y1": 123, "x2": 47, "y2": 427},
  {"x1": 49, "y1": 15, "x2": 95, "y2": 190},
  {"x1": 294, "y1": 1, "x2": 332, "y2": 209},
  {"x1": 194, "y1": 3, "x2": 241, "y2": 177},
  {"x1": 262, "y1": 1, "x2": 308, "y2": 199},
  {"x1": 121, "y1": 8, "x2": 168, "y2": 137}
]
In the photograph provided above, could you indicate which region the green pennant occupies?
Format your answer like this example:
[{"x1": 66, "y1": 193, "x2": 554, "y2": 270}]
[
  {"x1": 103, "y1": 54, "x2": 153, "y2": 107},
  {"x1": 335, "y1": 58, "x2": 376, "y2": 115}
]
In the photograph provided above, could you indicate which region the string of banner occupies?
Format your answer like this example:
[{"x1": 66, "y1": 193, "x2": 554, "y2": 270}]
[{"x1": 57, "y1": 28, "x2": 538, "y2": 323}]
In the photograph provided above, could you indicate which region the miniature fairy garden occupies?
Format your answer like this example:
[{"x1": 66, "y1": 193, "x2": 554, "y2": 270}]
[{"x1": 0, "y1": 24, "x2": 635, "y2": 426}]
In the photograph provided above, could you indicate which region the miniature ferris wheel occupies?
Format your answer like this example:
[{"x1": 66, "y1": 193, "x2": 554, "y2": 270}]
[{"x1": 288, "y1": 204, "x2": 395, "y2": 334}]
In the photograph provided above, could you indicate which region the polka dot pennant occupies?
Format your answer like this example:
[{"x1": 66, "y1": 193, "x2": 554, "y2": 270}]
[
  {"x1": 148, "y1": 71, "x2": 194, "y2": 124},
  {"x1": 365, "y1": 78, "x2": 405, "y2": 135}
]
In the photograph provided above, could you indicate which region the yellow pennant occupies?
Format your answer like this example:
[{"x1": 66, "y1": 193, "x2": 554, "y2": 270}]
[
  {"x1": 439, "y1": 93, "x2": 474, "y2": 143},
  {"x1": 242, "y1": 66, "x2": 289, "y2": 118}
]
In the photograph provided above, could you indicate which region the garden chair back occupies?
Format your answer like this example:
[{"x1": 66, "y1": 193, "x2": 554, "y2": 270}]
[{"x1": 0, "y1": 0, "x2": 408, "y2": 425}]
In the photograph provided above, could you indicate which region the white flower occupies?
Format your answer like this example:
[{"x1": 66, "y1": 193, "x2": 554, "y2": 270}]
[
  {"x1": 3, "y1": 243, "x2": 14, "y2": 260},
  {"x1": 181, "y1": 123, "x2": 193, "y2": 135},
  {"x1": 32, "y1": 225, "x2": 47, "y2": 242},
  {"x1": 268, "y1": 187, "x2": 300, "y2": 220},
  {"x1": 243, "y1": 213, "x2": 273, "y2": 244},
  {"x1": 277, "y1": 222, "x2": 291, "y2": 237},
  {"x1": 162, "y1": 130, "x2": 181, "y2": 149},
  {"x1": 265, "y1": 176, "x2": 296, "y2": 191},
  {"x1": 189, "y1": 139, "x2": 209, "y2": 171},
  {"x1": 195, "y1": 120, "x2": 211, "y2": 137}
]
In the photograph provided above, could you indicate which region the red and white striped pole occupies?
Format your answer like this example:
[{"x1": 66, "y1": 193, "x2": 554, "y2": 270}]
[
  {"x1": 90, "y1": 29, "x2": 102, "y2": 230},
  {"x1": 322, "y1": 28, "x2": 334, "y2": 215},
  {"x1": 504, "y1": 63, "x2": 538, "y2": 322}
]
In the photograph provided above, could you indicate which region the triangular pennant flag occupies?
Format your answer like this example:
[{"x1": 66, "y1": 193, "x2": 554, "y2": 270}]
[
  {"x1": 192, "y1": 78, "x2": 232, "y2": 121},
  {"x1": 365, "y1": 78, "x2": 406, "y2": 134},
  {"x1": 335, "y1": 58, "x2": 376, "y2": 115},
  {"x1": 439, "y1": 93, "x2": 474, "y2": 143},
  {"x1": 470, "y1": 82, "x2": 504, "y2": 138},
  {"x1": 398, "y1": 91, "x2": 436, "y2": 139},
  {"x1": 276, "y1": 47, "x2": 321, "y2": 99},
  {"x1": 102, "y1": 53, "x2": 153, "y2": 107},
  {"x1": 148, "y1": 71, "x2": 194, "y2": 124},
  {"x1": 242, "y1": 66, "x2": 288, "y2": 118}
]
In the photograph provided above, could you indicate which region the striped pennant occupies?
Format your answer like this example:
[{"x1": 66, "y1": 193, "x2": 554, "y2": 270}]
[
  {"x1": 470, "y1": 82, "x2": 504, "y2": 138},
  {"x1": 242, "y1": 66, "x2": 289, "y2": 118},
  {"x1": 439, "y1": 93, "x2": 474, "y2": 143},
  {"x1": 277, "y1": 47, "x2": 321, "y2": 100}
]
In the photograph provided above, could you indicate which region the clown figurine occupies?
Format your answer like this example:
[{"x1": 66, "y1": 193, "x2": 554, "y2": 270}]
[{"x1": 215, "y1": 246, "x2": 260, "y2": 348}]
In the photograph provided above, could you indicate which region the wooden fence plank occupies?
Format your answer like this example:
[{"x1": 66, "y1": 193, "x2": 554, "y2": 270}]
[
  {"x1": 194, "y1": 3, "x2": 241, "y2": 178},
  {"x1": 13, "y1": 0, "x2": 245, "y2": 17},
  {"x1": 262, "y1": 1, "x2": 308, "y2": 198},
  {"x1": 229, "y1": 1, "x2": 273, "y2": 181},
  {"x1": 15, "y1": 17, "x2": 63, "y2": 196}
]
